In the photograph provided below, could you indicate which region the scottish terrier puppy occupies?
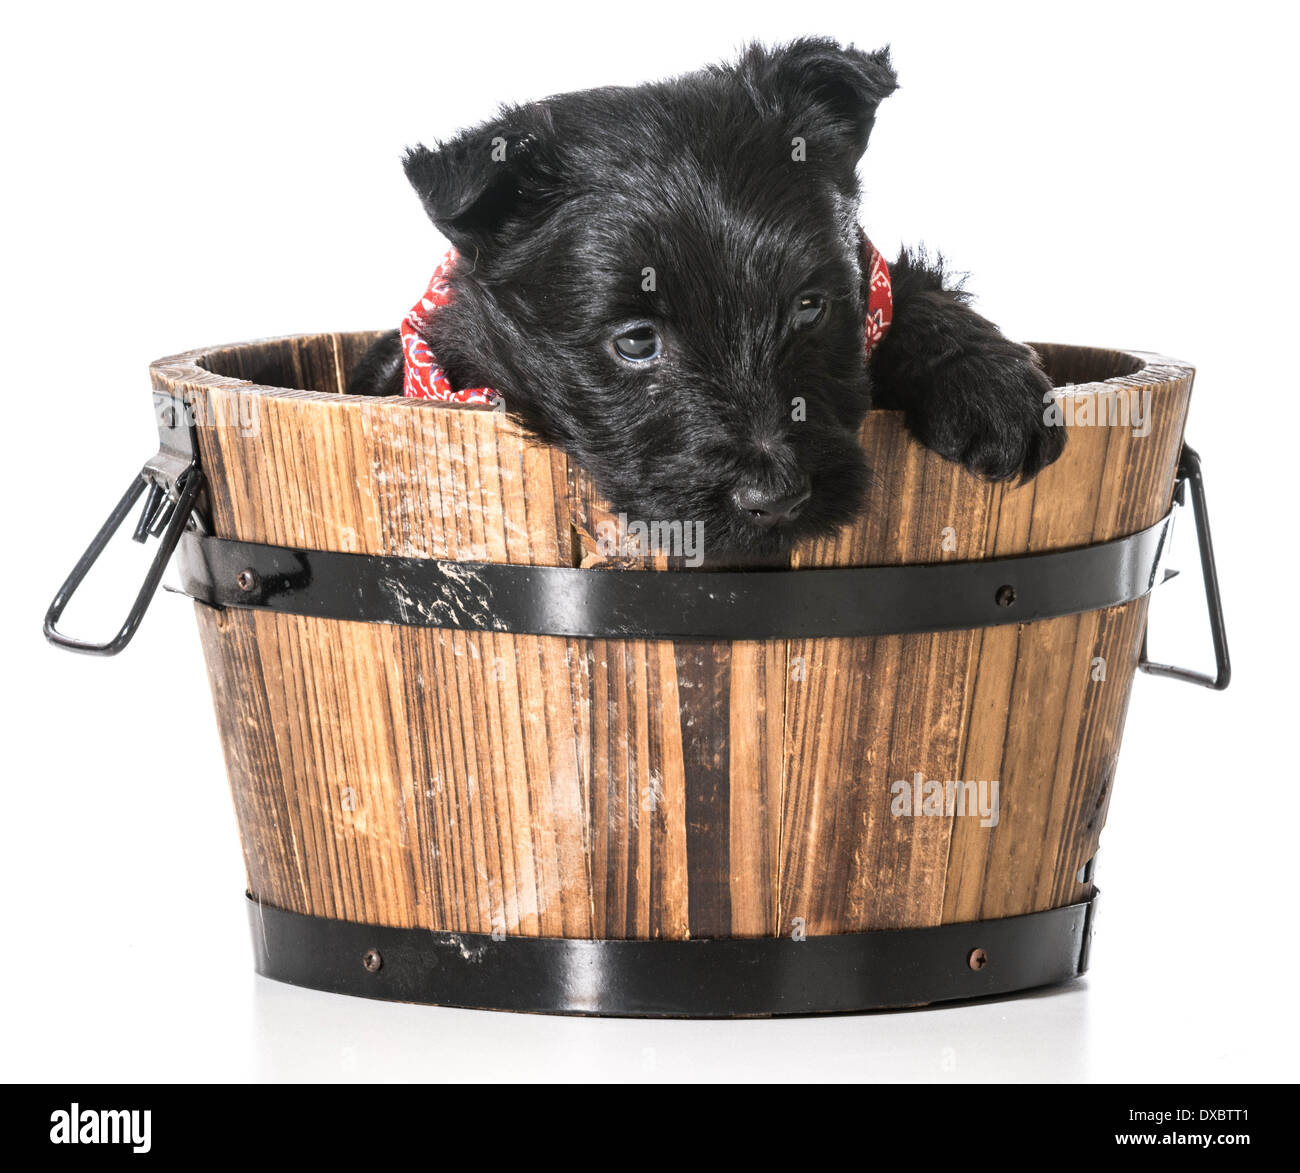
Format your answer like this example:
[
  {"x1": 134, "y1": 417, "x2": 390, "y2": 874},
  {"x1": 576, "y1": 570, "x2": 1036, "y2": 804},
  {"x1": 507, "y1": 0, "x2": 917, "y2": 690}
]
[{"x1": 349, "y1": 38, "x2": 1063, "y2": 554}]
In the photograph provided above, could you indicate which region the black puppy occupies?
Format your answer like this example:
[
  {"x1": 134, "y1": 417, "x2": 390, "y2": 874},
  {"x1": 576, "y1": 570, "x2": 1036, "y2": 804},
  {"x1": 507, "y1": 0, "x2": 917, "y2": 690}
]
[{"x1": 349, "y1": 39, "x2": 1063, "y2": 554}]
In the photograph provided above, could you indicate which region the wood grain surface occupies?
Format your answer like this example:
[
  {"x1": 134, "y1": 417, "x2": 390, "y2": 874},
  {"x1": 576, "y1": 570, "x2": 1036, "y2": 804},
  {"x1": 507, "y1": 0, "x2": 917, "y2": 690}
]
[{"x1": 151, "y1": 336, "x2": 1192, "y2": 940}]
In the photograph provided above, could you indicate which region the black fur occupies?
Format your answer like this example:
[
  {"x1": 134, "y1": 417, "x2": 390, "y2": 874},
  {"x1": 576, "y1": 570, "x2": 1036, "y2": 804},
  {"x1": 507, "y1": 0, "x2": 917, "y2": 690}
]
[{"x1": 349, "y1": 39, "x2": 1064, "y2": 555}]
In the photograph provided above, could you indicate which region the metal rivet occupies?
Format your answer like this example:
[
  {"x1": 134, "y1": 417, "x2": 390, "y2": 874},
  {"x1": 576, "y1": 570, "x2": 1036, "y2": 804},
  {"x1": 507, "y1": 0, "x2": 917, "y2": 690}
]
[
  {"x1": 236, "y1": 570, "x2": 258, "y2": 592},
  {"x1": 968, "y1": 947, "x2": 988, "y2": 971},
  {"x1": 995, "y1": 585, "x2": 1017, "y2": 607},
  {"x1": 362, "y1": 948, "x2": 383, "y2": 974}
]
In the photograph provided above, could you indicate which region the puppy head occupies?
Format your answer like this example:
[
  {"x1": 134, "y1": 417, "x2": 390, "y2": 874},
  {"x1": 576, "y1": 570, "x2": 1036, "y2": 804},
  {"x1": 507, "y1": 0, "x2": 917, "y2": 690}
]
[{"x1": 404, "y1": 39, "x2": 898, "y2": 556}]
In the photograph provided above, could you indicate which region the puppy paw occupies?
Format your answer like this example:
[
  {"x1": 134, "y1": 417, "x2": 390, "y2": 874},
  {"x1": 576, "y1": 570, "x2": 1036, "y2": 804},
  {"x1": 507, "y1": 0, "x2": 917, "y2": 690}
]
[{"x1": 907, "y1": 348, "x2": 1065, "y2": 481}]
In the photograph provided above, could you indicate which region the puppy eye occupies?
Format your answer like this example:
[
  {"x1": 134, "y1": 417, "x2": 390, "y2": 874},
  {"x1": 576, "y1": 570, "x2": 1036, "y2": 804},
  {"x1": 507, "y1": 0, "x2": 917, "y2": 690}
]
[
  {"x1": 792, "y1": 293, "x2": 827, "y2": 330},
  {"x1": 612, "y1": 325, "x2": 661, "y2": 363}
]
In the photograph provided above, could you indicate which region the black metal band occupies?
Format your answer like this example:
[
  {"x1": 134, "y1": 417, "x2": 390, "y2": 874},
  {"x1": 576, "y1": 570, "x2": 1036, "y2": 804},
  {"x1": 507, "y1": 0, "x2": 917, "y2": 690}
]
[
  {"x1": 246, "y1": 894, "x2": 1097, "y2": 1017},
  {"x1": 179, "y1": 515, "x2": 1171, "y2": 640}
]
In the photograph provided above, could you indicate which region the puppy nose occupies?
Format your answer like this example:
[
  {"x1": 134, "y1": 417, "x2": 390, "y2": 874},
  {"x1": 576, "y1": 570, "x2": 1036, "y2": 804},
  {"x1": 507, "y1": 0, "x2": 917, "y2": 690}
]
[{"x1": 732, "y1": 475, "x2": 813, "y2": 528}]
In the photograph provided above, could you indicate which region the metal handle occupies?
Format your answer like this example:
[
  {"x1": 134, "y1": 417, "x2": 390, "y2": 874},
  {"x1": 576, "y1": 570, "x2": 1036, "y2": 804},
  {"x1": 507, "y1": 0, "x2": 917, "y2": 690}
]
[
  {"x1": 43, "y1": 467, "x2": 204, "y2": 655},
  {"x1": 44, "y1": 392, "x2": 206, "y2": 656},
  {"x1": 1139, "y1": 445, "x2": 1230, "y2": 689}
]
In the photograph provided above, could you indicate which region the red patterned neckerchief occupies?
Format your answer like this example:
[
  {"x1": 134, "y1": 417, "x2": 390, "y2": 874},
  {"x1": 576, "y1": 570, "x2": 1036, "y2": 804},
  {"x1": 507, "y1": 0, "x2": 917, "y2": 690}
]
[
  {"x1": 401, "y1": 250, "x2": 496, "y2": 404},
  {"x1": 402, "y1": 238, "x2": 893, "y2": 403},
  {"x1": 862, "y1": 237, "x2": 893, "y2": 354}
]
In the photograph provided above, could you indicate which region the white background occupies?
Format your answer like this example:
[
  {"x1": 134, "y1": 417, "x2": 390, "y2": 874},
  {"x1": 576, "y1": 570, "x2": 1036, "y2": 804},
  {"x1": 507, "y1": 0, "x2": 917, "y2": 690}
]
[{"x1": 3, "y1": 0, "x2": 1295, "y2": 1082}]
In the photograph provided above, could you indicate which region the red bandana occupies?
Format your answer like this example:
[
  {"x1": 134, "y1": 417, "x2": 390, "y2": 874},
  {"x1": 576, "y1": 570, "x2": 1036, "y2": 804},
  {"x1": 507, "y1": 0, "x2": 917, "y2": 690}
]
[
  {"x1": 401, "y1": 250, "x2": 497, "y2": 404},
  {"x1": 863, "y1": 238, "x2": 893, "y2": 355},
  {"x1": 403, "y1": 239, "x2": 893, "y2": 404}
]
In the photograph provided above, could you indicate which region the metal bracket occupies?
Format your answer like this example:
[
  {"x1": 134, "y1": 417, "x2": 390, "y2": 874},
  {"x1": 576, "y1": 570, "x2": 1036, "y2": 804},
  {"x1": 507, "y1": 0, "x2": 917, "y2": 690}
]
[
  {"x1": 1139, "y1": 445, "x2": 1231, "y2": 689},
  {"x1": 43, "y1": 393, "x2": 207, "y2": 656}
]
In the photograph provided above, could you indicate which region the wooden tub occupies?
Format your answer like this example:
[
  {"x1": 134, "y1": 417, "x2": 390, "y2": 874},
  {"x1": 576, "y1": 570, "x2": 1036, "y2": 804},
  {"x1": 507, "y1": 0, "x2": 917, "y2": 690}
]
[{"x1": 143, "y1": 334, "x2": 1197, "y2": 1015}]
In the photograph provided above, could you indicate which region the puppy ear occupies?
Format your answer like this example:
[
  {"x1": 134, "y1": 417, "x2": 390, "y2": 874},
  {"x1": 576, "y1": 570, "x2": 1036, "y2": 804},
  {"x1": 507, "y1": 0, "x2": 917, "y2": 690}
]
[
  {"x1": 741, "y1": 38, "x2": 898, "y2": 160},
  {"x1": 402, "y1": 120, "x2": 546, "y2": 250}
]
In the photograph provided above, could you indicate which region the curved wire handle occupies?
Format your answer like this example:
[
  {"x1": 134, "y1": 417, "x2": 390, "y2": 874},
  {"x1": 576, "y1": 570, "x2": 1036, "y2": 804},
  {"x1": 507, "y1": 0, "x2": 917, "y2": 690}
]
[
  {"x1": 44, "y1": 467, "x2": 205, "y2": 656},
  {"x1": 1139, "y1": 445, "x2": 1231, "y2": 689}
]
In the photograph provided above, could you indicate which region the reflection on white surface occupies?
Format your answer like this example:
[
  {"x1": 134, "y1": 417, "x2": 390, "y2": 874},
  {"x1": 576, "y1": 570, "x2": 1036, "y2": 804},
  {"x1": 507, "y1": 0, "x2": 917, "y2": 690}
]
[{"x1": 248, "y1": 977, "x2": 1092, "y2": 1083}]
